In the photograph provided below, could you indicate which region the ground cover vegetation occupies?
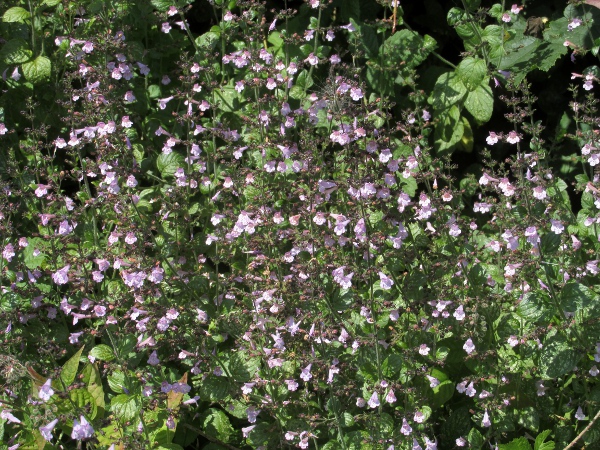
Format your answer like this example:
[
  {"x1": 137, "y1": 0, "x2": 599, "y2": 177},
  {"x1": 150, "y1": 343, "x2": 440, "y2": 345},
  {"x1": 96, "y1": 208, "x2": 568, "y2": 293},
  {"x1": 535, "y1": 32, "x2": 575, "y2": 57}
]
[{"x1": 1, "y1": 0, "x2": 600, "y2": 448}]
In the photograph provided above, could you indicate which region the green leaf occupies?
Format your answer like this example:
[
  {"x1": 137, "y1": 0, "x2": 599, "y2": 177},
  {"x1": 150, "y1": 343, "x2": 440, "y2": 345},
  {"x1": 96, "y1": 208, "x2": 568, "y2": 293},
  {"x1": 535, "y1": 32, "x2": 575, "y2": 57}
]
[
  {"x1": 431, "y1": 380, "x2": 454, "y2": 408},
  {"x1": 22, "y1": 238, "x2": 46, "y2": 269},
  {"x1": 89, "y1": 344, "x2": 115, "y2": 362},
  {"x1": 430, "y1": 72, "x2": 467, "y2": 111},
  {"x1": 350, "y1": 19, "x2": 378, "y2": 59},
  {"x1": 560, "y1": 282, "x2": 594, "y2": 312},
  {"x1": 0, "y1": 39, "x2": 32, "y2": 64},
  {"x1": 214, "y1": 85, "x2": 239, "y2": 113},
  {"x1": 150, "y1": 0, "x2": 172, "y2": 11},
  {"x1": 42, "y1": 0, "x2": 62, "y2": 5},
  {"x1": 195, "y1": 31, "x2": 220, "y2": 51},
  {"x1": 539, "y1": 333, "x2": 579, "y2": 379},
  {"x1": 464, "y1": 80, "x2": 493, "y2": 124},
  {"x1": 456, "y1": 57, "x2": 487, "y2": 91},
  {"x1": 434, "y1": 105, "x2": 464, "y2": 153},
  {"x1": 108, "y1": 370, "x2": 126, "y2": 393},
  {"x1": 534, "y1": 430, "x2": 555, "y2": 450},
  {"x1": 200, "y1": 409, "x2": 234, "y2": 443},
  {"x1": 499, "y1": 437, "x2": 533, "y2": 450},
  {"x1": 2, "y1": 7, "x2": 30, "y2": 23},
  {"x1": 61, "y1": 346, "x2": 84, "y2": 387},
  {"x1": 82, "y1": 363, "x2": 105, "y2": 419},
  {"x1": 70, "y1": 388, "x2": 97, "y2": 419},
  {"x1": 111, "y1": 393, "x2": 139, "y2": 422},
  {"x1": 198, "y1": 375, "x2": 230, "y2": 401},
  {"x1": 517, "y1": 292, "x2": 552, "y2": 323},
  {"x1": 22, "y1": 56, "x2": 51, "y2": 83},
  {"x1": 156, "y1": 152, "x2": 185, "y2": 178},
  {"x1": 468, "y1": 427, "x2": 484, "y2": 450},
  {"x1": 540, "y1": 232, "x2": 561, "y2": 254},
  {"x1": 228, "y1": 352, "x2": 259, "y2": 382},
  {"x1": 516, "y1": 406, "x2": 540, "y2": 432}
]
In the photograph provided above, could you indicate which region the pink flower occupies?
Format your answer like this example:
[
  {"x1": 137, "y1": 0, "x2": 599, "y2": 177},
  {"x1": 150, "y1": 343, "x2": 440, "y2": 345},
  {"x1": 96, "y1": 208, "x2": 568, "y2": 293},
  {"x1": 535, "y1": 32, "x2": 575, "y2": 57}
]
[
  {"x1": 486, "y1": 132, "x2": 499, "y2": 145},
  {"x1": 506, "y1": 131, "x2": 520, "y2": 144}
]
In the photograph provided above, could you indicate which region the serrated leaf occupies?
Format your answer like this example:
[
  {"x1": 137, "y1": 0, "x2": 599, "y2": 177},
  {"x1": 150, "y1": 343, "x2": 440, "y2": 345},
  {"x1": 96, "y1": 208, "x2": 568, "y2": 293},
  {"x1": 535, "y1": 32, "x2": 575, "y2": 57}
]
[
  {"x1": 2, "y1": 7, "x2": 30, "y2": 23},
  {"x1": 22, "y1": 55, "x2": 51, "y2": 83},
  {"x1": 111, "y1": 393, "x2": 139, "y2": 422},
  {"x1": 430, "y1": 72, "x2": 467, "y2": 111},
  {"x1": 61, "y1": 346, "x2": 84, "y2": 387},
  {"x1": 156, "y1": 152, "x2": 185, "y2": 178},
  {"x1": 456, "y1": 57, "x2": 487, "y2": 91},
  {"x1": 517, "y1": 292, "x2": 552, "y2": 323},
  {"x1": 465, "y1": 80, "x2": 493, "y2": 123},
  {"x1": 539, "y1": 333, "x2": 579, "y2": 379},
  {"x1": 0, "y1": 39, "x2": 32, "y2": 64},
  {"x1": 108, "y1": 370, "x2": 126, "y2": 393},
  {"x1": 228, "y1": 353, "x2": 259, "y2": 382},
  {"x1": 535, "y1": 430, "x2": 555, "y2": 450},
  {"x1": 150, "y1": 0, "x2": 172, "y2": 11},
  {"x1": 499, "y1": 437, "x2": 533, "y2": 450},
  {"x1": 198, "y1": 375, "x2": 230, "y2": 401},
  {"x1": 200, "y1": 409, "x2": 233, "y2": 443},
  {"x1": 468, "y1": 427, "x2": 485, "y2": 450},
  {"x1": 195, "y1": 31, "x2": 219, "y2": 51},
  {"x1": 89, "y1": 344, "x2": 115, "y2": 362},
  {"x1": 560, "y1": 282, "x2": 595, "y2": 312}
]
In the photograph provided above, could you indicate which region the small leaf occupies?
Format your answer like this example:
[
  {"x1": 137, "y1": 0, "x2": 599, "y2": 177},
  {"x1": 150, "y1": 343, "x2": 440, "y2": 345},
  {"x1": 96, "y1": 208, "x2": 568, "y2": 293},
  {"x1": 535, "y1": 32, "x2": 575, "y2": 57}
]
[
  {"x1": 61, "y1": 346, "x2": 84, "y2": 387},
  {"x1": 468, "y1": 427, "x2": 484, "y2": 450},
  {"x1": 2, "y1": 7, "x2": 30, "y2": 23},
  {"x1": 89, "y1": 344, "x2": 115, "y2": 362},
  {"x1": 22, "y1": 55, "x2": 52, "y2": 83}
]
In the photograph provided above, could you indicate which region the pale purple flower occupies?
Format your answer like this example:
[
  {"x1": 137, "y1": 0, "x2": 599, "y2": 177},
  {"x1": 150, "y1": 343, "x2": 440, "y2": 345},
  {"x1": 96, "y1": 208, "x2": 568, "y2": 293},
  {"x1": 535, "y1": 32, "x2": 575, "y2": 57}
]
[
  {"x1": 247, "y1": 406, "x2": 260, "y2": 423},
  {"x1": 379, "y1": 272, "x2": 394, "y2": 290},
  {"x1": 418, "y1": 344, "x2": 430, "y2": 355},
  {"x1": 401, "y1": 417, "x2": 412, "y2": 435},
  {"x1": 148, "y1": 350, "x2": 159, "y2": 366},
  {"x1": 463, "y1": 338, "x2": 475, "y2": 354},
  {"x1": 300, "y1": 364, "x2": 312, "y2": 381},
  {"x1": 482, "y1": 410, "x2": 491, "y2": 427},
  {"x1": 285, "y1": 379, "x2": 299, "y2": 391},
  {"x1": 40, "y1": 418, "x2": 59, "y2": 441},
  {"x1": 39, "y1": 379, "x2": 54, "y2": 402},
  {"x1": 71, "y1": 415, "x2": 94, "y2": 440},
  {"x1": 576, "y1": 406, "x2": 586, "y2": 420},
  {"x1": 368, "y1": 391, "x2": 380, "y2": 408},
  {"x1": 52, "y1": 265, "x2": 70, "y2": 285}
]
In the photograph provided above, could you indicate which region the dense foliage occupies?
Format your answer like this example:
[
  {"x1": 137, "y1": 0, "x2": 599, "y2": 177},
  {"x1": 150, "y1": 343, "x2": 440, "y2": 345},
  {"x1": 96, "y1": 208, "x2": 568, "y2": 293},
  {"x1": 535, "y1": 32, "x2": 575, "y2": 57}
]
[{"x1": 2, "y1": 0, "x2": 600, "y2": 449}]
